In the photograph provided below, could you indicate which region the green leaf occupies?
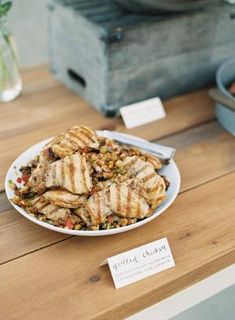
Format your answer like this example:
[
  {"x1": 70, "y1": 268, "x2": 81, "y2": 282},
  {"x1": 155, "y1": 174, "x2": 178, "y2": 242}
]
[{"x1": 0, "y1": 1, "x2": 12, "y2": 17}]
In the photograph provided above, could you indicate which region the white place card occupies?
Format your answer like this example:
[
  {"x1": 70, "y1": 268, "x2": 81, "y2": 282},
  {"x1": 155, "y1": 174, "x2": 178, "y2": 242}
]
[
  {"x1": 120, "y1": 97, "x2": 166, "y2": 129},
  {"x1": 107, "y1": 237, "x2": 175, "y2": 289}
]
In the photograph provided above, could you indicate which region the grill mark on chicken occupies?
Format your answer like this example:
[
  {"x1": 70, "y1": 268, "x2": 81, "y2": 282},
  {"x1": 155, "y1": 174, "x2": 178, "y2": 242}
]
[
  {"x1": 106, "y1": 188, "x2": 111, "y2": 203},
  {"x1": 30, "y1": 196, "x2": 48, "y2": 211},
  {"x1": 81, "y1": 126, "x2": 93, "y2": 136},
  {"x1": 77, "y1": 131, "x2": 92, "y2": 145},
  {"x1": 81, "y1": 156, "x2": 87, "y2": 191},
  {"x1": 52, "y1": 162, "x2": 56, "y2": 181},
  {"x1": 46, "y1": 206, "x2": 59, "y2": 215},
  {"x1": 58, "y1": 138, "x2": 77, "y2": 152},
  {"x1": 59, "y1": 141, "x2": 73, "y2": 151},
  {"x1": 69, "y1": 131, "x2": 87, "y2": 147},
  {"x1": 136, "y1": 200, "x2": 141, "y2": 218},
  {"x1": 69, "y1": 159, "x2": 76, "y2": 193},
  {"x1": 126, "y1": 156, "x2": 138, "y2": 167},
  {"x1": 61, "y1": 158, "x2": 65, "y2": 186},
  {"x1": 81, "y1": 127, "x2": 98, "y2": 144},
  {"x1": 97, "y1": 193, "x2": 101, "y2": 223},
  {"x1": 68, "y1": 136, "x2": 84, "y2": 149},
  {"x1": 135, "y1": 164, "x2": 149, "y2": 176},
  {"x1": 35, "y1": 203, "x2": 44, "y2": 210},
  {"x1": 126, "y1": 187, "x2": 131, "y2": 214},
  {"x1": 41, "y1": 165, "x2": 47, "y2": 187},
  {"x1": 67, "y1": 132, "x2": 85, "y2": 148},
  {"x1": 33, "y1": 198, "x2": 41, "y2": 206},
  {"x1": 36, "y1": 203, "x2": 48, "y2": 211},
  {"x1": 145, "y1": 153, "x2": 162, "y2": 170},
  {"x1": 103, "y1": 191, "x2": 108, "y2": 212},
  {"x1": 142, "y1": 172, "x2": 156, "y2": 183},
  {"x1": 146, "y1": 181, "x2": 160, "y2": 193},
  {"x1": 116, "y1": 184, "x2": 121, "y2": 213},
  {"x1": 81, "y1": 126, "x2": 96, "y2": 142},
  {"x1": 69, "y1": 139, "x2": 80, "y2": 151}
]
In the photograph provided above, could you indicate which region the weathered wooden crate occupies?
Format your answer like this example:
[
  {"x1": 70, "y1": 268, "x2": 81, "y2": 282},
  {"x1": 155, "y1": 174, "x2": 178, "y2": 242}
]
[{"x1": 48, "y1": 0, "x2": 235, "y2": 116}]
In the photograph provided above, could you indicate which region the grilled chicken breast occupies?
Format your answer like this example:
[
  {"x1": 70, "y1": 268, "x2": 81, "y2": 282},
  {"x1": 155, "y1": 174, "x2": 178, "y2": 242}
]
[
  {"x1": 74, "y1": 207, "x2": 91, "y2": 226},
  {"x1": 42, "y1": 190, "x2": 86, "y2": 208},
  {"x1": 40, "y1": 125, "x2": 99, "y2": 162},
  {"x1": 31, "y1": 197, "x2": 70, "y2": 224},
  {"x1": 86, "y1": 188, "x2": 111, "y2": 225},
  {"x1": 12, "y1": 124, "x2": 170, "y2": 231},
  {"x1": 39, "y1": 133, "x2": 64, "y2": 163},
  {"x1": 123, "y1": 156, "x2": 166, "y2": 207},
  {"x1": 29, "y1": 153, "x2": 92, "y2": 194},
  {"x1": 109, "y1": 181, "x2": 149, "y2": 218},
  {"x1": 86, "y1": 180, "x2": 150, "y2": 225},
  {"x1": 40, "y1": 204, "x2": 69, "y2": 223},
  {"x1": 144, "y1": 153, "x2": 162, "y2": 170}
]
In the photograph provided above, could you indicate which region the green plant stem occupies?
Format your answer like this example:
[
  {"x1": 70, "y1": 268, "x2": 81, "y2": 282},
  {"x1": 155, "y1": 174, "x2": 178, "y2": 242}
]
[
  {"x1": 4, "y1": 33, "x2": 19, "y2": 67},
  {"x1": 0, "y1": 46, "x2": 8, "y2": 91},
  {"x1": 0, "y1": 32, "x2": 19, "y2": 93}
]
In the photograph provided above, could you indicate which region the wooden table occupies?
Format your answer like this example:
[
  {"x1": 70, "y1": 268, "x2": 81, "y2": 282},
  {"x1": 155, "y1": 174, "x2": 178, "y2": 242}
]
[{"x1": 0, "y1": 66, "x2": 235, "y2": 320}]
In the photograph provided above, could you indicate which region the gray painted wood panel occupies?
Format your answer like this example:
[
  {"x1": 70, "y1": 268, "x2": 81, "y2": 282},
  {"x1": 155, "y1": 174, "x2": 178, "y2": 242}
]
[{"x1": 49, "y1": 0, "x2": 235, "y2": 116}]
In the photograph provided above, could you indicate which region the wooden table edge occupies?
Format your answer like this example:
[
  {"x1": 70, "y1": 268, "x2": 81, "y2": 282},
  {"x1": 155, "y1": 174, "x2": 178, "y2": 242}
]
[{"x1": 94, "y1": 250, "x2": 235, "y2": 320}]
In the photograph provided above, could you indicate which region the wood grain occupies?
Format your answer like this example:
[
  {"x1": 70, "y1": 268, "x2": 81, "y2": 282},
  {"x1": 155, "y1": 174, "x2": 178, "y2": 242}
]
[
  {"x1": 1, "y1": 121, "x2": 235, "y2": 265},
  {"x1": 0, "y1": 209, "x2": 71, "y2": 265},
  {"x1": 50, "y1": 0, "x2": 235, "y2": 110},
  {"x1": 1, "y1": 66, "x2": 233, "y2": 320},
  {"x1": 0, "y1": 66, "x2": 214, "y2": 191},
  {"x1": 21, "y1": 64, "x2": 59, "y2": 94},
  {"x1": 159, "y1": 122, "x2": 235, "y2": 192},
  {"x1": 0, "y1": 172, "x2": 234, "y2": 320},
  {"x1": 0, "y1": 192, "x2": 11, "y2": 213}
]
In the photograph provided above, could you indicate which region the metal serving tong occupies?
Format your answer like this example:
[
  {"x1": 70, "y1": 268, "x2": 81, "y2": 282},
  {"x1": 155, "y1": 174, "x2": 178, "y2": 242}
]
[
  {"x1": 98, "y1": 130, "x2": 176, "y2": 161},
  {"x1": 209, "y1": 88, "x2": 235, "y2": 112}
]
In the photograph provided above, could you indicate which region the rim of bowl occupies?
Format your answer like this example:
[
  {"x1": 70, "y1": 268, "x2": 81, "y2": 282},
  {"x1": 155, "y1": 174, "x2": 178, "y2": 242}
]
[{"x1": 216, "y1": 57, "x2": 235, "y2": 101}]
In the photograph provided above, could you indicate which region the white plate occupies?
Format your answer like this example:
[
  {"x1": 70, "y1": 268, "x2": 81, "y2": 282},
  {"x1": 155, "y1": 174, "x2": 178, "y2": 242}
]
[{"x1": 5, "y1": 132, "x2": 180, "y2": 236}]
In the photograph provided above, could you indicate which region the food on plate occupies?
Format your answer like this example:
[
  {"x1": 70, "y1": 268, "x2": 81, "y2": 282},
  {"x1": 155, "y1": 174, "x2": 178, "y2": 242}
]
[
  {"x1": 228, "y1": 81, "x2": 235, "y2": 96},
  {"x1": 11, "y1": 125, "x2": 170, "y2": 231},
  {"x1": 29, "y1": 153, "x2": 92, "y2": 194},
  {"x1": 39, "y1": 125, "x2": 99, "y2": 162},
  {"x1": 123, "y1": 156, "x2": 166, "y2": 208},
  {"x1": 86, "y1": 179, "x2": 150, "y2": 225}
]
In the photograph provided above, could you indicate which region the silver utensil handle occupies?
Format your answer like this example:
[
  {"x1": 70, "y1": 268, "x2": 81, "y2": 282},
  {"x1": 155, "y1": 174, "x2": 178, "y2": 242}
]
[
  {"x1": 209, "y1": 88, "x2": 235, "y2": 112},
  {"x1": 98, "y1": 130, "x2": 176, "y2": 161}
]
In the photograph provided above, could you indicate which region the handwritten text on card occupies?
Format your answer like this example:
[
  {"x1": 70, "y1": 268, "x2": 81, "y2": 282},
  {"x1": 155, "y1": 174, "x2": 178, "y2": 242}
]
[{"x1": 107, "y1": 238, "x2": 175, "y2": 289}]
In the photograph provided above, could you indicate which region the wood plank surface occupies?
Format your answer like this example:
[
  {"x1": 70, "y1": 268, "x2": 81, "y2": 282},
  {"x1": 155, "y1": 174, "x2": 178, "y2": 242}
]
[
  {"x1": 1, "y1": 121, "x2": 235, "y2": 265},
  {"x1": 0, "y1": 67, "x2": 214, "y2": 191},
  {"x1": 0, "y1": 208, "x2": 71, "y2": 265},
  {"x1": 21, "y1": 64, "x2": 59, "y2": 94},
  {"x1": 1, "y1": 65, "x2": 234, "y2": 320},
  {"x1": 0, "y1": 172, "x2": 234, "y2": 320},
  {"x1": 160, "y1": 122, "x2": 235, "y2": 192},
  {"x1": 0, "y1": 192, "x2": 11, "y2": 213}
]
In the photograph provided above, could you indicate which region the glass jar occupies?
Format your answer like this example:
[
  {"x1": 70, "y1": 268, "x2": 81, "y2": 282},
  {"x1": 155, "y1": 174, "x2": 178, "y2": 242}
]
[{"x1": 0, "y1": 17, "x2": 22, "y2": 102}]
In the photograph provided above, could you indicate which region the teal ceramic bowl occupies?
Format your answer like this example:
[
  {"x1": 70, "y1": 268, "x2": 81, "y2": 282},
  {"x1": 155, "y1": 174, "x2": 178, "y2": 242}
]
[{"x1": 215, "y1": 58, "x2": 235, "y2": 136}]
